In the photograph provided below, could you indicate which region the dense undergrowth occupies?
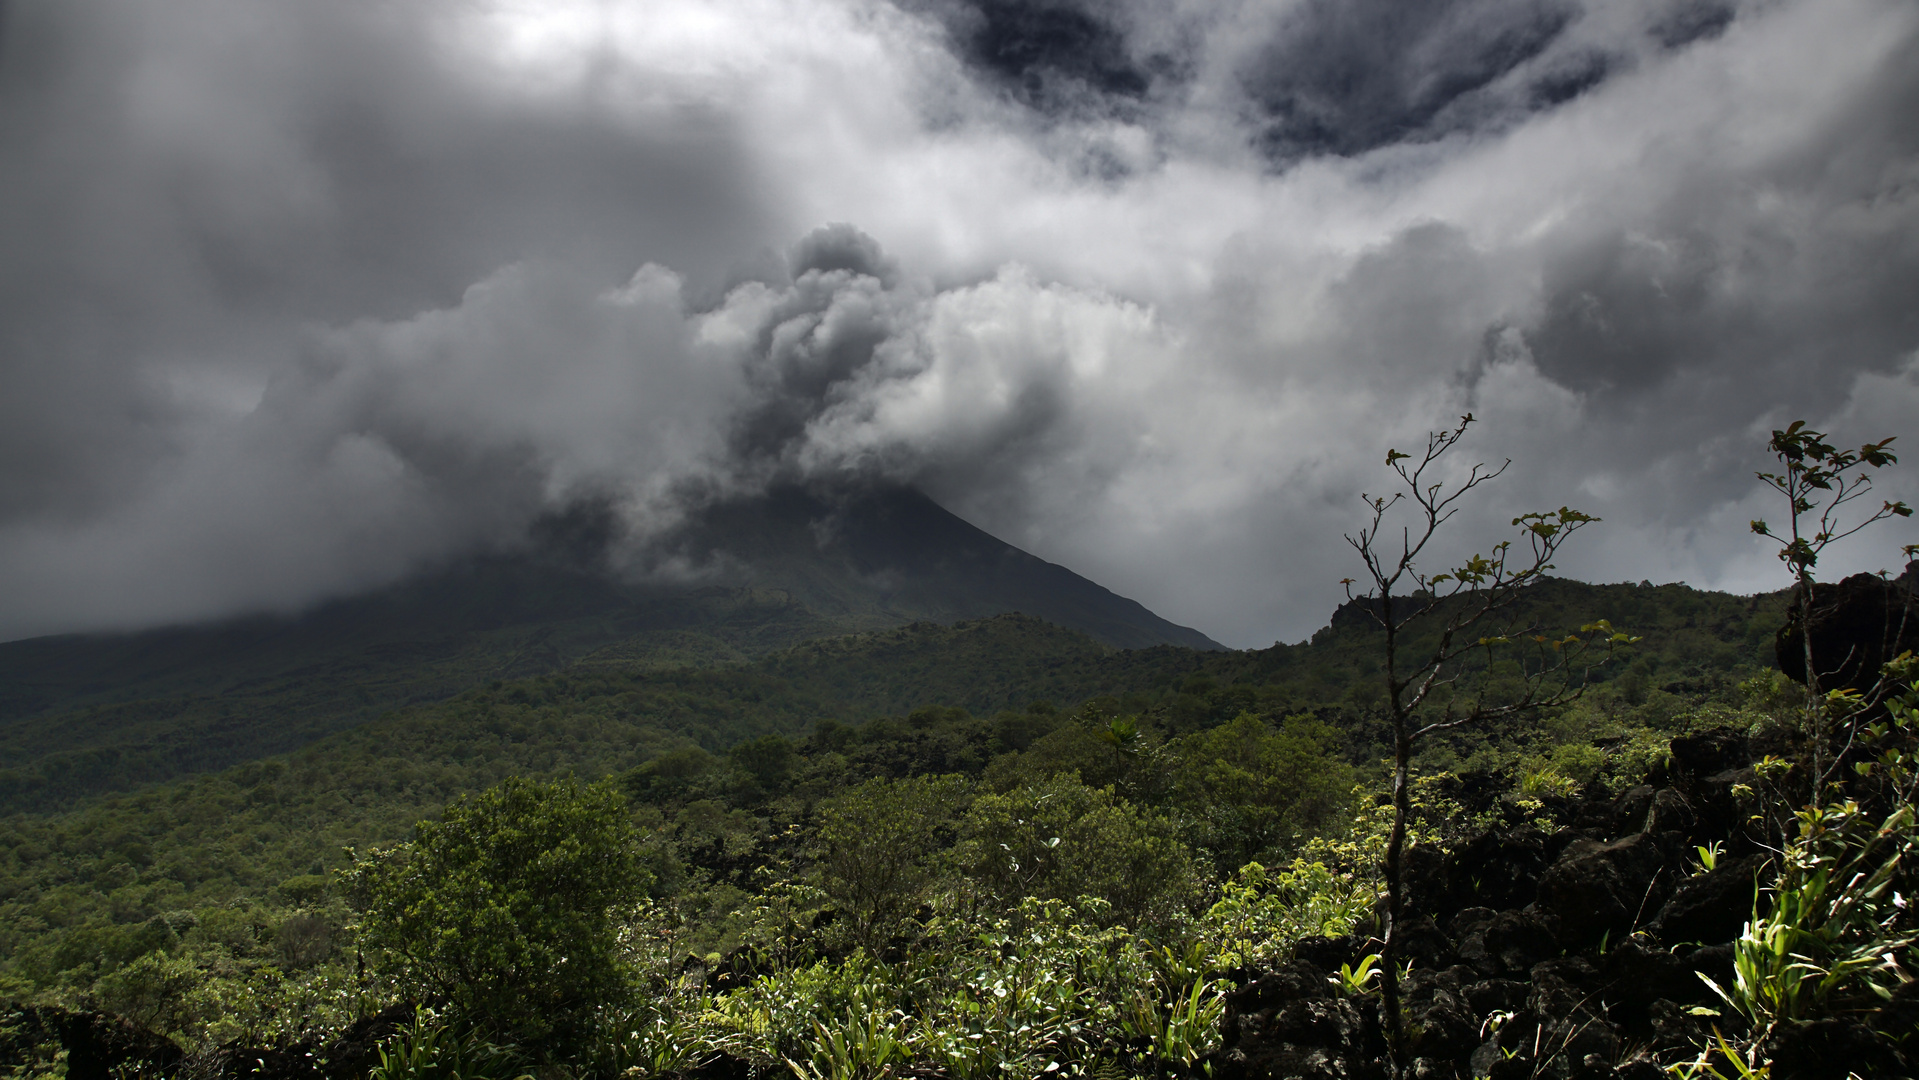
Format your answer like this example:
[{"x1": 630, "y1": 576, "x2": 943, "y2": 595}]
[{"x1": 1, "y1": 568, "x2": 1860, "y2": 1079}]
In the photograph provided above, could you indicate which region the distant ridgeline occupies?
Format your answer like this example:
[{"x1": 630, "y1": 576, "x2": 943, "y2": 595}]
[
  {"x1": 0, "y1": 485, "x2": 1220, "y2": 811},
  {"x1": 0, "y1": 543, "x2": 1784, "y2": 816}
]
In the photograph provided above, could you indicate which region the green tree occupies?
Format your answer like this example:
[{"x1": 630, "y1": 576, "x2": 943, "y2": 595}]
[
  {"x1": 345, "y1": 776, "x2": 650, "y2": 1052},
  {"x1": 1168, "y1": 711, "x2": 1356, "y2": 872},
  {"x1": 958, "y1": 774, "x2": 1198, "y2": 928},
  {"x1": 812, "y1": 774, "x2": 971, "y2": 949}
]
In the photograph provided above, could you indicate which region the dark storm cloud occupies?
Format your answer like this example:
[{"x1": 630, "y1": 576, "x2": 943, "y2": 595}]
[
  {"x1": 1522, "y1": 37, "x2": 1919, "y2": 430},
  {"x1": 903, "y1": 0, "x2": 1156, "y2": 113},
  {"x1": 1, "y1": 0, "x2": 1916, "y2": 646},
  {"x1": 1651, "y1": 0, "x2": 1736, "y2": 49},
  {"x1": 1231, "y1": 0, "x2": 1756, "y2": 162},
  {"x1": 1241, "y1": 0, "x2": 1579, "y2": 158}
]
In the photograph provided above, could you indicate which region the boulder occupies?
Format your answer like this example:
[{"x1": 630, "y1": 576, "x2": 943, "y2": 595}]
[
  {"x1": 1292, "y1": 934, "x2": 1367, "y2": 974},
  {"x1": 1399, "y1": 968, "x2": 1479, "y2": 1062},
  {"x1": 1537, "y1": 833, "x2": 1669, "y2": 947},
  {"x1": 1667, "y1": 730, "x2": 1750, "y2": 792},
  {"x1": 1649, "y1": 854, "x2": 1769, "y2": 946},
  {"x1": 1393, "y1": 915, "x2": 1454, "y2": 969},
  {"x1": 1460, "y1": 909, "x2": 1558, "y2": 978},
  {"x1": 1442, "y1": 830, "x2": 1550, "y2": 912},
  {"x1": 1462, "y1": 979, "x2": 1529, "y2": 1018},
  {"x1": 1776, "y1": 568, "x2": 1919, "y2": 693},
  {"x1": 1641, "y1": 788, "x2": 1696, "y2": 838},
  {"x1": 1597, "y1": 943, "x2": 1712, "y2": 1029},
  {"x1": 1222, "y1": 959, "x2": 1332, "y2": 1049},
  {"x1": 1763, "y1": 1017, "x2": 1909, "y2": 1080}
]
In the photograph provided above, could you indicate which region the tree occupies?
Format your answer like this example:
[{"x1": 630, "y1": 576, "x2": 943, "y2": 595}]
[
  {"x1": 1168, "y1": 711, "x2": 1357, "y2": 872},
  {"x1": 345, "y1": 776, "x2": 650, "y2": 1053},
  {"x1": 812, "y1": 774, "x2": 971, "y2": 949},
  {"x1": 1749, "y1": 420, "x2": 1912, "y2": 801},
  {"x1": 1342, "y1": 414, "x2": 1629, "y2": 1078},
  {"x1": 958, "y1": 774, "x2": 1198, "y2": 928}
]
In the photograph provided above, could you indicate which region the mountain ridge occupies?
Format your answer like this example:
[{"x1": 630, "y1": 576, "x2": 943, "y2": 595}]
[{"x1": 0, "y1": 485, "x2": 1219, "y2": 807}]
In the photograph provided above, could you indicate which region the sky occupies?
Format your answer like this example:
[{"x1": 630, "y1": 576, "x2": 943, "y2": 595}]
[{"x1": 1, "y1": 0, "x2": 1917, "y2": 649}]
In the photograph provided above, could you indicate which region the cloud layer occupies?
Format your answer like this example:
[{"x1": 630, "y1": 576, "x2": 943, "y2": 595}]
[{"x1": 2, "y1": 0, "x2": 1917, "y2": 646}]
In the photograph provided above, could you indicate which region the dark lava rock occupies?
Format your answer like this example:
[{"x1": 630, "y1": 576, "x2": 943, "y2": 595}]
[
  {"x1": 1682, "y1": 943, "x2": 1735, "y2": 993},
  {"x1": 1668, "y1": 729, "x2": 1751, "y2": 792},
  {"x1": 1538, "y1": 1016, "x2": 1621, "y2": 1079},
  {"x1": 1763, "y1": 1016, "x2": 1910, "y2": 1080},
  {"x1": 1462, "y1": 978, "x2": 1529, "y2": 1018},
  {"x1": 1650, "y1": 854, "x2": 1769, "y2": 946},
  {"x1": 199, "y1": 1003, "x2": 411, "y2": 1080},
  {"x1": 1537, "y1": 833, "x2": 1670, "y2": 947},
  {"x1": 1642, "y1": 788, "x2": 1697, "y2": 838},
  {"x1": 0, "y1": 1005, "x2": 182, "y2": 1080},
  {"x1": 1461, "y1": 909, "x2": 1559, "y2": 978},
  {"x1": 1223, "y1": 959, "x2": 1332, "y2": 1048},
  {"x1": 1293, "y1": 934, "x2": 1367, "y2": 973},
  {"x1": 1776, "y1": 568, "x2": 1919, "y2": 693},
  {"x1": 1403, "y1": 845, "x2": 1450, "y2": 917},
  {"x1": 1269, "y1": 997, "x2": 1367, "y2": 1047},
  {"x1": 1443, "y1": 830, "x2": 1550, "y2": 912},
  {"x1": 1238, "y1": 960, "x2": 1334, "y2": 1008},
  {"x1": 1597, "y1": 943, "x2": 1711, "y2": 1027},
  {"x1": 1393, "y1": 915, "x2": 1453, "y2": 969},
  {"x1": 1447, "y1": 906, "x2": 1496, "y2": 940},
  {"x1": 1526, "y1": 957, "x2": 1598, "y2": 1023},
  {"x1": 687, "y1": 1052, "x2": 754, "y2": 1080},
  {"x1": 1400, "y1": 969, "x2": 1479, "y2": 1062},
  {"x1": 1210, "y1": 1039, "x2": 1389, "y2": 1080},
  {"x1": 1645, "y1": 998, "x2": 1710, "y2": 1056},
  {"x1": 1607, "y1": 786, "x2": 1656, "y2": 834},
  {"x1": 1869, "y1": 979, "x2": 1919, "y2": 1049}
]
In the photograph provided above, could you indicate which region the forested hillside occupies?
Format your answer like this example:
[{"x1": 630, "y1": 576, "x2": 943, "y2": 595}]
[
  {"x1": 0, "y1": 573, "x2": 1831, "y2": 1080},
  {"x1": 0, "y1": 487, "x2": 1222, "y2": 815}
]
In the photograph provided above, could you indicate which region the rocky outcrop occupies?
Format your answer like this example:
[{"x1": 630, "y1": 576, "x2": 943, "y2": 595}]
[
  {"x1": 1202, "y1": 725, "x2": 1917, "y2": 1080},
  {"x1": 0, "y1": 1005, "x2": 183, "y2": 1080},
  {"x1": 1775, "y1": 567, "x2": 1919, "y2": 693},
  {"x1": 190, "y1": 1003, "x2": 411, "y2": 1080}
]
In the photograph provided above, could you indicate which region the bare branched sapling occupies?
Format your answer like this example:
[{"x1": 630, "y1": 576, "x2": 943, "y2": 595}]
[{"x1": 1342, "y1": 414, "x2": 1632, "y2": 1078}]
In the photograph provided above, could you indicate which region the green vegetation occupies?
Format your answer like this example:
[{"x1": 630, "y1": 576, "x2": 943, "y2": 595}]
[
  {"x1": 0, "y1": 578, "x2": 1803, "y2": 1072},
  {"x1": 346, "y1": 777, "x2": 650, "y2": 1054},
  {"x1": 5, "y1": 421, "x2": 1913, "y2": 1079}
]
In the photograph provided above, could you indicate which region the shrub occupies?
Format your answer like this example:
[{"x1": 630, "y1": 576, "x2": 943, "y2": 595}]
[
  {"x1": 812, "y1": 774, "x2": 972, "y2": 948},
  {"x1": 345, "y1": 776, "x2": 650, "y2": 1053},
  {"x1": 958, "y1": 775, "x2": 1198, "y2": 927},
  {"x1": 1168, "y1": 712, "x2": 1357, "y2": 870}
]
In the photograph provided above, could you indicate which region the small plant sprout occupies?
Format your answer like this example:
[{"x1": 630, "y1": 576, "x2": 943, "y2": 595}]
[
  {"x1": 1334, "y1": 954, "x2": 1382, "y2": 997},
  {"x1": 1693, "y1": 841, "x2": 1723, "y2": 876}
]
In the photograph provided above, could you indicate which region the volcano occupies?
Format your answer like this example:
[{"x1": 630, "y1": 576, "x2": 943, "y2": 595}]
[{"x1": 0, "y1": 484, "x2": 1219, "y2": 805}]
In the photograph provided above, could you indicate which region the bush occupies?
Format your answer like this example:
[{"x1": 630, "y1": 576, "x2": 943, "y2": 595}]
[
  {"x1": 345, "y1": 777, "x2": 650, "y2": 1053},
  {"x1": 812, "y1": 774, "x2": 972, "y2": 948},
  {"x1": 958, "y1": 775, "x2": 1198, "y2": 927},
  {"x1": 1167, "y1": 712, "x2": 1357, "y2": 870}
]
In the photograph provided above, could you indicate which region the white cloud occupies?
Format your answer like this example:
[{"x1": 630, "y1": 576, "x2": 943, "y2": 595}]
[{"x1": 1, "y1": 0, "x2": 1916, "y2": 645}]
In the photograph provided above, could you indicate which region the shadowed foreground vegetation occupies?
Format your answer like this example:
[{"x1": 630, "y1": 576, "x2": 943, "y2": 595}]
[{"x1": 9, "y1": 568, "x2": 1903, "y2": 1079}]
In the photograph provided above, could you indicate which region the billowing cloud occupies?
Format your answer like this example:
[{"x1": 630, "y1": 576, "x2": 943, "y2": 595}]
[{"x1": 1, "y1": 0, "x2": 1916, "y2": 646}]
